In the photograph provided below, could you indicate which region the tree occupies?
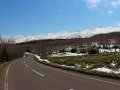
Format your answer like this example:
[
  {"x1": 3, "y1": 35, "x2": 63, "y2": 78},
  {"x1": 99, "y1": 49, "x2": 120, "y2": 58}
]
[
  {"x1": 26, "y1": 47, "x2": 32, "y2": 53},
  {"x1": 112, "y1": 45, "x2": 119, "y2": 52},
  {"x1": 89, "y1": 49, "x2": 99, "y2": 54},
  {"x1": 71, "y1": 48, "x2": 77, "y2": 53},
  {"x1": 2, "y1": 47, "x2": 9, "y2": 61},
  {"x1": 59, "y1": 49, "x2": 66, "y2": 53}
]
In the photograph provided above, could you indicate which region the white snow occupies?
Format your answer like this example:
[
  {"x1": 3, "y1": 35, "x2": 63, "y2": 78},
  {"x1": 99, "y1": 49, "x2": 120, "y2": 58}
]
[
  {"x1": 35, "y1": 55, "x2": 41, "y2": 61},
  {"x1": 43, "y1": 59, "x2": 50, "y2": 63},
  {"x1": 34, "y1": 54, "x2": 50, "y2": 63},
  {"x1": 60, "y1": 65, "x2": 75, "y2": 68},
  {"x1": 93, "y1": 67, "x2": 120, "y2": 74},
  {"x1": 111, "y1": 61, "x2": 116, "y2": 67},
  {"x1": 14, "y1": 31, "x2": 81, "y2": 43},
  {"x1": 24, "y1": 52, "x2": 50, "y2": 62},
  {"x1": 14, "y1": 26, "x2": 120, "y2": 43},
  {"x1": 24, "y1": 52, "x2": 36, "y2": 56},
  {"x1": 86, "y1": 65, "x2": 93, "y2": 69},
  {"x1": 24, "y1": 52, "x2": 120, "y2": 75},
  {"x1": 75, "y1": 64, "x2": 81, "y2": 67},
  {"x1": 93, "y1": 67, "x2": 112, "y2": 73},
  {"x1": 51, "y1": 52, "x2": 85, "y2": 57}
]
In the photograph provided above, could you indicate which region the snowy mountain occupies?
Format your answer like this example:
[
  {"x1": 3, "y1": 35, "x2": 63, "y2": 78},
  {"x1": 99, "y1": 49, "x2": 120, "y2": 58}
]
[
  {"x1": 14, "y1": 31, "x2": 81, "y2": 43},
  {"x1": 14, "y1": 26, "x2": 120, "y2": 43}
]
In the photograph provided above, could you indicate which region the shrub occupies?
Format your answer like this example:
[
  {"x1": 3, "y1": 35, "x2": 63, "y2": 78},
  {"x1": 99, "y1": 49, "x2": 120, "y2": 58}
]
[
  {"x1": 71, "y1": 48, "x2": 77, "y2": 53},
  {"x1": 89, "y1": 49, "x2": 99, "y2": 54}
]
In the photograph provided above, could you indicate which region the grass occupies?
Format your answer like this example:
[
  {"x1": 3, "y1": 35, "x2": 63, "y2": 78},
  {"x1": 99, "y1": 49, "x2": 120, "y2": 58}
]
[
  {"x1": 48, "y1": 53, "x2": 120, "y2": 70},
  {"x1": 0, "y1": 61, "x2": 11, "y2": 71},
  {"x1": 34, "y1": 53, "x2": 120, "y2": 79}
]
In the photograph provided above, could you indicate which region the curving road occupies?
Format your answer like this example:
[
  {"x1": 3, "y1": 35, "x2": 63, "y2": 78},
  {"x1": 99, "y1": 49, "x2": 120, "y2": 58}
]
[{"x1": 0, "y1": 56, "x2": 120, "y2": 90}]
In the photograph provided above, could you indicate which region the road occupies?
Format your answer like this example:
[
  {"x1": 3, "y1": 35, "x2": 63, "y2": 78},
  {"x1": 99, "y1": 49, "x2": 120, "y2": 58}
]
[{"x1": 0, "y1": 56, "x2": 120, "y2": 90}]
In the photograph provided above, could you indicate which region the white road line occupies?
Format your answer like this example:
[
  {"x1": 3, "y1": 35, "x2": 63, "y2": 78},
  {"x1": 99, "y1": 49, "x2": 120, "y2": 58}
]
[
  {"x1": 39, "y1": 63, "x2": 120, "y2": 86},
  {"x1": 24, "y1": 61, "x2": 25, "y2": 64},
  {"x1": 25, "y1": 64, "x2": 29, "y2": 68},
  {"x1": 69, "y1": 89, "x2": 75, "y2": 90},
  {"x1": 4, "y1": 63, "x2": 12, "y2": 90},
  {"x1": 32, "y1": 69, "x2": 44, "y2": 77}
]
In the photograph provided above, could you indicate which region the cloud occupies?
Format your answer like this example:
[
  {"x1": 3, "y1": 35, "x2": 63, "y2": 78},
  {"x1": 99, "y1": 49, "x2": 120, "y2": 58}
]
[
  {"x1": 116, "y1": 22, "x2": 120, "y2": 26},
  {"x1": 107, "y1": 10, "x2": 113, "y2": 14},
  {"x1": 83, "y1": 0, "x2": 102, "y2": 10},
  {"x1": 83, "y1": 0, "x2": 120, "y2": 14},
  {"x1": 111, "y1": 0, "x2": 120, "y2": 9},
  {"x1": 90, "y1": 26, "x2": 120, "y2": 35},
  {"x1": 85, "y1": 26, "x2": 120, "y2": 35},
  {"x1": 78, "y1": 26, "x2": 120, "y2": 38}
]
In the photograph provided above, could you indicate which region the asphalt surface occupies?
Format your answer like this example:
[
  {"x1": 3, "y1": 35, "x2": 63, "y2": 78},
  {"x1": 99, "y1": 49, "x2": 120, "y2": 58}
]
[{"x1": 0, "y1": 56, "x2": 120, "y2": 90}]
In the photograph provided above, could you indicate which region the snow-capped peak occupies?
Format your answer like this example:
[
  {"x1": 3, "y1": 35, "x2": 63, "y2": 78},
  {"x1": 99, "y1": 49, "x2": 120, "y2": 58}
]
[{"x1": 14, "y1": 26, "x2": 120, "y2": 43}]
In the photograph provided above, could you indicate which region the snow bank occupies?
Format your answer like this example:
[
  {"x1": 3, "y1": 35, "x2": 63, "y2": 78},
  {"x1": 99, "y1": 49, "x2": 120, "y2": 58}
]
[
  {"x1": 34, "y1": 54, "x2": 50, "y2": 63},
  {"x1": 24, "y1": 52, "x2": 50, "y2": 63},
  {"x1": 25, "y1": 52, "x2": 35, "y2": 56},
  {"x1": 51, "y1": 52, "x2": 85, "y2": 57},
  {"x1": 93, "y1": 67, "x2": 120, "y2": 74},
  {"x1": 60, "y1": 65, "x2": 75, "y2": 69}
]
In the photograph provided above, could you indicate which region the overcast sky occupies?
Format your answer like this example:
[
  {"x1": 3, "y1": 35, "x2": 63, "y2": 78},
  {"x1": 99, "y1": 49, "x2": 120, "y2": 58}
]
[{"x1": 0, "y1": 0, "x2": 120, "y2": 36}]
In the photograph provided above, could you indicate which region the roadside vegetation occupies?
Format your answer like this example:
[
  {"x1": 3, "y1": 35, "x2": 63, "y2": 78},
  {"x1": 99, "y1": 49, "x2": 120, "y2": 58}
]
[
  {"x1": 49, "y1": 53, "x2": 120, "y2": 69},
  {"x1": 0, "y1": 35, "x2": 21, "y2": 70},
  {"x1": 34, "y1": 53, "x2": 120, "y2": 79},
  {"x1": 0, "y1": 33, "x2": 120, "y2": 79},
  {"x1": 0, "y1": 62, "x2": 11, "y2": 71}
]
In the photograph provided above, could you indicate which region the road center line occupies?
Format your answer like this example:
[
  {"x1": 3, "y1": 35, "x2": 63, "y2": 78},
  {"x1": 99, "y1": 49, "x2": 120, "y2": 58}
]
[
  {"x1": 38, "y1": 63, "x2": 120, "y2": 86},
  {"x1": 32, "y1": 69, "x2": 44, "y2": 77},
  {"x1": 69, "y1": 89, "x2": 75, "y2": 90},
  {"x1": 25, "y1": 64, "x2": 29, "y2": 68},
  {"x1": 24, "y1": 61, "x2": 25, "y2": 64}
]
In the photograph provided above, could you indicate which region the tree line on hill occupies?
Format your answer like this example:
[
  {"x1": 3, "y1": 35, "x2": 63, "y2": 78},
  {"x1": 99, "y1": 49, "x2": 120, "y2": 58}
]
[{"x1": 0, "y1": 32, "x2": 120, "y2": 62}]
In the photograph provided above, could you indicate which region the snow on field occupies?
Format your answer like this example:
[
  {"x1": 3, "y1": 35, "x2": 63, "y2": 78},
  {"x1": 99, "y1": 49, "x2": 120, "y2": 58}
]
[
  {"x1": 42, "y1": 59, "x2": 50, "y2": 63},
  {"x1": 93, "y1": 67, "x2": 120, "y2": 74},
  {"x1": 75, "y1": 64, "x2": 81, "y2": 67},
  {"x1": 34, "y1": 55, "x2": 42, "y2": 61},
  {"x1": 25, "y1": 52, "x2": 120, "y2": 74},
  {"x1": 34, "y1": 54, "x2": 50, "y2": 63},
  {"x1": 51, "y1": 52, "x2": 86, "y2": 57},
  {"x1": 25, "y1": 52, "x2": 35, "y2": 56},
  {"x1": 24, "y1": 52, "x2": 50, "y2": 63},
  {"x1": 111, "y1": 61, "x2": 116, "y2": 67},
  {"x1": 60, "y1": 65, "x2": 75, "y2": 68}
]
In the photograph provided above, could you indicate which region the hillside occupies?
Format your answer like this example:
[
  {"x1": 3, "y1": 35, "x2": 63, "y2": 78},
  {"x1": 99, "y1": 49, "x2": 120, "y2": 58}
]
[{"x1": 14, "y1": 27, "x2": 120, "y2": 43}]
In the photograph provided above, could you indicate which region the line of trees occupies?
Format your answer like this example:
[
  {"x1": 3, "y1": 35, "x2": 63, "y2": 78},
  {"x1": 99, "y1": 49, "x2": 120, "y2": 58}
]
[
  {"x1": 0, "y1": 35, "x2": 24, "y2": 62},
  {"x1": 1, "y1": 31, "x2": 120, "y2": 62}
]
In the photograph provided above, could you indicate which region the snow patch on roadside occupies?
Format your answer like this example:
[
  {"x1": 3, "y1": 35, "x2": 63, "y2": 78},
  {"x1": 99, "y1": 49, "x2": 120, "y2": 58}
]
[
  {"x1": 60, "y1": 65, "x2": 75, "y2": 69},
  {"x1": 25, "y1": 52, "x2": 120, "y2": 75},
  {"x1": 51, "y1": 52, "x2": 86, "y2": 57},
  {"x1": 24, "y1": 52, "x2": 50, "y2": 63},
  {"x1": 111, "y1": 61, "x2": 116, "y2": 67},
  {"x1": 34, "y1": 54, "x2": 50, "y2": 63},
  {"x1": 93, "y1": 67, "x2": 120, "y2": 74},
  {"x1": 25, "y1": 52, "x2": 35, "y2": 56}
]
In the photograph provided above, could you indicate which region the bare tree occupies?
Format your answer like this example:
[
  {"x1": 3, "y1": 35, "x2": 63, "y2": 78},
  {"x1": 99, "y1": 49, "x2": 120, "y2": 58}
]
[{"x1": 7, "y1": 37, "x2": 15, "y2": 44}]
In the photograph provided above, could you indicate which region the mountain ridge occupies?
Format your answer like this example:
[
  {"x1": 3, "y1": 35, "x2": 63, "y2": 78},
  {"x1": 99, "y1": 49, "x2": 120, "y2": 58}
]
[{"x1": 14, "y1": 27, "x2": 120, "y2": 43}]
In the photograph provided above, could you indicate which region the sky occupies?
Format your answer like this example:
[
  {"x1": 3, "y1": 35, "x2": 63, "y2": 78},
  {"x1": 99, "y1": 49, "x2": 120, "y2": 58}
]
[{"x1": 0, "y1": 0, "x2": 120, "y2": 36}]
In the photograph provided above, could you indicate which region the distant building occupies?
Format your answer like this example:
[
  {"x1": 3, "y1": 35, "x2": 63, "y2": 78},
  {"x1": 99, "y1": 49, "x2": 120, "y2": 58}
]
[{"x1": 99, "y1": 49, "x2": 120, "y2": 53}]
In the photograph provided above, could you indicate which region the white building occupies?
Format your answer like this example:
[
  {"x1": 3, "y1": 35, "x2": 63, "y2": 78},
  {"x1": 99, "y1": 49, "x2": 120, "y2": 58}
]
[{"x1": 99, "y1": 49, "x2": 120, "y2": 53}]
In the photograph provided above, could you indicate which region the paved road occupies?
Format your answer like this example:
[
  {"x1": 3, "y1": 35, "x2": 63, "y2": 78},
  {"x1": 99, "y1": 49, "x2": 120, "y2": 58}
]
[{"x1": 0, "y1": 56, "x2": 120, "y2": 90}]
